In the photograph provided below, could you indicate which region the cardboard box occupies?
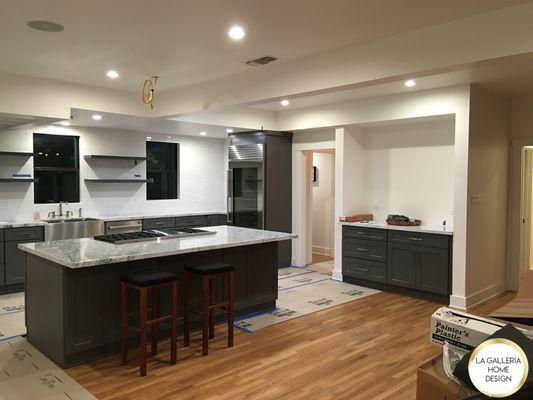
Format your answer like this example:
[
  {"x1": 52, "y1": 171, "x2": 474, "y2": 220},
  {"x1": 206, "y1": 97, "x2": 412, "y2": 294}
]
[
  {"x1": 430, "y1": 307, "x2": 514, "y2": 351},
  {"x1": 416, "y1": 355, "x2": 462, "y2": 400}
]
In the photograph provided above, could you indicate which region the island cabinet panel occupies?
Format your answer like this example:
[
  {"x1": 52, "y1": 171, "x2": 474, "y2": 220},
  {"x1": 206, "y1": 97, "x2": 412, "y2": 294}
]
[{"x1": 387, "y1": 244, "x2": 417, "y2": 288}]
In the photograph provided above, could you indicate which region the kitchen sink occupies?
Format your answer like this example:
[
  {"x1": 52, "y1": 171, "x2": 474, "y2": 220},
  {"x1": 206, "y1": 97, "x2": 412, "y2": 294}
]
[
  {"x1": 44, "y1": 218, "x2": 105, "y2": 241},
  {"x1": 44, "y1": 217, "x2": 100, "y2": 223}
]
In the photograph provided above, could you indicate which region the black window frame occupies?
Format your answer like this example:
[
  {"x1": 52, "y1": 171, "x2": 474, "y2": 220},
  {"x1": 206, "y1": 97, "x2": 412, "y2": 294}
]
[
  {"x1": 146, "y1": 141, "x2": 179, "y2": 200},
  {"x1": 33, "y1": 133, "x2": 80, "y2": 204}
]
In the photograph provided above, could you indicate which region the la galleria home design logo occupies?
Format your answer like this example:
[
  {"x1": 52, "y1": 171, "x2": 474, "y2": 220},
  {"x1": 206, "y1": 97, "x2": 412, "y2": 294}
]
[{"x1": 468, "y1": 338, "x2": 529, "y2": 398}]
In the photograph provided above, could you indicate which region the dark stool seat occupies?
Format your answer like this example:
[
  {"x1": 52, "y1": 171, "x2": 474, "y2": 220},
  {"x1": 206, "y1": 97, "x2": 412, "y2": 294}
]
[
  {"x1": 184, "y1": 263, "x2": 235, "y2": 356},
  {"x1": 120, "y1": 271, "x2": 178, "y2": 376},
  {"x1": 121, "y1": 271, "x2": 177, "y2": 286},
  {"x1": 185, "y1": 263, "x2": 235, "y2": 275}
]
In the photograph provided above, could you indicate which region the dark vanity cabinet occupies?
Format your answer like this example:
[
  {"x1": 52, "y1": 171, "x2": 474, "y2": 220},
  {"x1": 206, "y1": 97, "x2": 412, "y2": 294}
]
[
  {"x1": 1, "y1": 226, "x2": 44, "y2": 292},
  {"x1": 342, "y1": 225, "x2": 452, "y2": 301}
]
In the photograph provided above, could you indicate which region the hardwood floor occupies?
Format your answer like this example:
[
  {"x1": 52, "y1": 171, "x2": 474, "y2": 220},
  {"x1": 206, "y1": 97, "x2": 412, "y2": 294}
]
[
  {"x1": 311, "y1": 253, "x2": 333, "y2": 264},
  {"x1": 68, "y1": 290, "x2": 516, "y2": 400}
]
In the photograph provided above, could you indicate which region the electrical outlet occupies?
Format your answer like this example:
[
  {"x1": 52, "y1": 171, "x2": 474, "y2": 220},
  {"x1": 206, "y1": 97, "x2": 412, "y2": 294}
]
[{"x1": 471, "y1": 194, "x2": 483, "y2": 205}]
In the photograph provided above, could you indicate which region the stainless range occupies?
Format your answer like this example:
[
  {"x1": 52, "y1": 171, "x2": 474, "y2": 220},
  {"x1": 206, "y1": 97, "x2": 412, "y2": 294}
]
[{"x1": 93, "y1": 227, "x2": 216, "y2": 244}]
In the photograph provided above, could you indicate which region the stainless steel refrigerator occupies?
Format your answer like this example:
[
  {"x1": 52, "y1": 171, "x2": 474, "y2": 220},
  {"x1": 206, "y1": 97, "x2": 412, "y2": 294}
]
[{"x1": 227, "y1": 131, "x2": 292, "y2": 267}]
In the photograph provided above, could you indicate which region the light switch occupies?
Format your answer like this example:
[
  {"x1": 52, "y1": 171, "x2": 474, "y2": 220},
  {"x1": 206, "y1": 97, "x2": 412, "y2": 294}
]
[{"x1": 471, "y1": 194, "x2": 482, "y2": 205}]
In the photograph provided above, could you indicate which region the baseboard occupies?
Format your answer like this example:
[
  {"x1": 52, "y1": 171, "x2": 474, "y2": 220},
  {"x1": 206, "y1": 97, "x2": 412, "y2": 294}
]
[
  {"x1": 332, "y1": 269, "x2": 343, "y2": 281},
  {"x1": 449, "y1": 295, "x2": 467, "y2": 311},
  {"x1": 312, "y1": 246, "x2": 332, "y2": 256},
  {"x1": 465, "y1": 281, "x2": 507, "y2": 310}
]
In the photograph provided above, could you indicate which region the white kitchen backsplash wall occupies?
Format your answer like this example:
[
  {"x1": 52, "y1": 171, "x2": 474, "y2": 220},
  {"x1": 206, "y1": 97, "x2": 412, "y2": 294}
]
[
  {"x1": 361, "y1": 119, "x2": 455, "y2": 227},
  {"x1": 0, "y1": 124, "x2": 226, "y2": 221}
]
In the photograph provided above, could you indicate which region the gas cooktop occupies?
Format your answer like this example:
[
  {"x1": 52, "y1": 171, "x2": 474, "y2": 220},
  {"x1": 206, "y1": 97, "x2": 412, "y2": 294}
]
[{"x1": 93, "y1": 227, "x2": 216, "y2": 244}]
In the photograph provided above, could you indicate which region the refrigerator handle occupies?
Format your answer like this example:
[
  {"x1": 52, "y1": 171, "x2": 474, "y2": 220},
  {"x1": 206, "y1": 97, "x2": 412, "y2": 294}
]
[{"x1": 227, "y1": 170, "x2": 233, "y2": 224}]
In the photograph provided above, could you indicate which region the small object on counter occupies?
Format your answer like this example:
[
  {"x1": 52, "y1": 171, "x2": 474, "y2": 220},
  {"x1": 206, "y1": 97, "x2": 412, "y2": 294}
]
[
  {"x1": 386, "y1": 214, "x2": 422, "y2": 226},
  {"x1": 33, "y1": 211, "x2": 41, "y2": 222},
  {"x1": 339, "y1": 214, "x2": 373, "y2": 223}
]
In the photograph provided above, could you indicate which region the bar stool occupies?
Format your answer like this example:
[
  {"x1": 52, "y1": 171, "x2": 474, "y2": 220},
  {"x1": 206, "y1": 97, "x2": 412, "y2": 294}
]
[
  {"x1": 183, "y1": 263, "x2": 235, "y2": 356},
  {"x1": 120, "y1": 271, "x2": 178, "y2": 376}
]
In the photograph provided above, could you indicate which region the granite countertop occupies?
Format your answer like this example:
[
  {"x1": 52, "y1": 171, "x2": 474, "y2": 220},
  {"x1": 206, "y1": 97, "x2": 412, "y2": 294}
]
[
  {"x1": 340, "y1": 221, "x2": 453, "y2": 236},
  {"x1": 19, "y1": 225, "x2": 296, "y2": 269},
  {"x1": 0, "y1": 211, "x2": 228, "y2": 228},
  {"x1": 0, "y1": 221, "x2": 46, "y2": 228},
  {"x1": 100, "y1": 210, "x2": 227, "y2": 222}
]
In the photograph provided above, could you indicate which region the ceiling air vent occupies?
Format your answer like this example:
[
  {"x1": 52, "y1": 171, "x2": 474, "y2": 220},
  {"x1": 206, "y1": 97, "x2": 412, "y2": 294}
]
[{"x1": 245, "y1": 56, "x2": 278, "y2": 67}]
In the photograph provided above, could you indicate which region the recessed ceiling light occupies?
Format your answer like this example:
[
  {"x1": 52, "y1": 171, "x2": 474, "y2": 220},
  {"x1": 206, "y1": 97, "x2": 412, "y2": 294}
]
[
  {"x1": 92, "y1": 114, "x2": 102, "y2": 121},
  {"x1": 59, "y1": 120, "x2": 70, "y2": 126},
  {"x1": 280, "y1": 99, "x2": 290, "y2": 107},
  {"x1": 228, "y1": 25, "x2": 245, "y2": 40},
  {"x1": 27, "y1": 20, "x2": 64, "y2": 32},
  {"x1": 404, "y1": 79, "x2": 416, "y2": 88},
  {"x1": 226, "y1": 128, "x2": 234, "y2": 134},
  {"x1": 106, "y1": 70, "x2": 119, "y2": 79},
  {"x1": 199, "y1": 131, "x2": 207, "y2": 136}
]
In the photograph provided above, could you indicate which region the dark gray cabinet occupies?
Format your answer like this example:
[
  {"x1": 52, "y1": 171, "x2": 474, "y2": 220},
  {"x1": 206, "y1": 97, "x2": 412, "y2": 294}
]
[
  {"x1": 175, "y1": 215, "x2": 208, "y2": 227},
  {"x1": 141, "y1": 214, "x2": 226, "y2": 231},
  {"x1": 142, "y1": 217, "x2": 175, "y2": 230},
  {"x1": 387, "y1": 243, "x2": 417, "y2": 288},
  {"x1": 342, "y1": 225, "x2": 452, "y2": 301},
  {"x1": 416, "y1": 246, "x2": 449, "y2": 295},
  {"x1": 0, "y1": 230, "x2": 4, "y2": 287},
  {"x1": 3, "y1": 227, "x2": 44, "y2": 288}
]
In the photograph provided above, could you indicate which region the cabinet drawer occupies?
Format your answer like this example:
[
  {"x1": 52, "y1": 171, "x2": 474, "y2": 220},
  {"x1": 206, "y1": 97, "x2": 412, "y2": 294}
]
[
  {"x1": 343, "y1": 226, "x2": 387, "y2": 242},
  {"x1": 343, "y1": 238, "x2": 387, "y2": 262},
  {"x1": 343, "y1": 257, "x2": 386, "y2": 283},
  {"x1": 0, "y1": 264, "x2": 4, "y2": 286},
  {"x1": 5, "y1": 227, "x2": 44, "y2": 242},
  {"x1": 175, "y1": 215, "x2": 208, "y2": 227},
  {"x1": 142, "y1": 218, "x2": 175, "y2": 230},
  {"x1": 389, "y1": 230, "x2": 450, "y2": 249}
]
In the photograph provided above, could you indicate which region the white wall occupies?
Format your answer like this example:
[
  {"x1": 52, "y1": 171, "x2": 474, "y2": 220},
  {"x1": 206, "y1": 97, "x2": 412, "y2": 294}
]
[
  {"x1": 312, "y1": 152, "x2": 335, "y2": 256},
  {"x1": 361, "y1": 120, "x2": 455, "y2": 227},
  {"x1": 465, "y1": 86, "x2": 510, "y2": 307},
  {"x1": 0, "y1": 125, "x2": 226, "y2": 221}
]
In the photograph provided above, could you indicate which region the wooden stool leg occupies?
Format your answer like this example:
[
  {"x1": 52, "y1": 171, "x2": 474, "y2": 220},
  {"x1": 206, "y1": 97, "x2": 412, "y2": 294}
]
[
  {"x1": 202, "y1": 276, "x2": 209, "y2": 356},
  {"x1": 139, "y1": 287, "x2": 148, "y2": 377},
  {"x1": 120, "y1": 282, "x2": 128, "y2": 365},
  {"x1": 170, "y1": 281, "x2": 178, "y2": 365},
  {"x1": 183, "y1": 270, "x2": 190, "y2": 347},
  {"x1": 151, "y1": 288, "x2": 159, "y2": 356},
  {"x1": 209, "y1": 278, "x2": 215, "y2": 339},
  {"x1": 228, "y1": 272, "x2": 234, "y2": 348}
]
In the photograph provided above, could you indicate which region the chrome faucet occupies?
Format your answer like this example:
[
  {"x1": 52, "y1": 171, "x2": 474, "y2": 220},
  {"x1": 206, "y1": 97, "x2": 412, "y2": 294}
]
[{"x1": 58, "y1": 201, "x2": 69, "y2": 217}]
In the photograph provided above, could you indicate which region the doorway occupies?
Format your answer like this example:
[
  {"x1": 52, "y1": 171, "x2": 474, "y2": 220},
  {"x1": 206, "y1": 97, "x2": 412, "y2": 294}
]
[{"x1": 310, "y1": 150, "x2": 335, "y2": 265}]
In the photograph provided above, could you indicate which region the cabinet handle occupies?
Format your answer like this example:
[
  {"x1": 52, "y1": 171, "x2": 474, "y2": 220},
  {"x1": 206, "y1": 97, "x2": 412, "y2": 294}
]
[
  {"x1": 409, "y1": 237, "x2": 423, "y2": 242},
  {"x1": 356, "y1": 248, "x2": 369, "y2": 252},
  {"x1": 370, "y1": 255, "x2": 383, "y2": 259},
  {"x1": 357, "y1": 267, "x2": 369, "y2": 272}
]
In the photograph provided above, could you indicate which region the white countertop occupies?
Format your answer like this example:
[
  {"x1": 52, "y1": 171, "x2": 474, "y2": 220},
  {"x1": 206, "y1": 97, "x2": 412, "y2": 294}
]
[
  {"x1": 340, "y1": 221, "x2": 453, "y2": 236},
  {"x1": 19, "y1": 225, "x2": 296, "y2": 269},
  {"x1": 0, "y1": 211, "x2": 227, "y2": 228}
]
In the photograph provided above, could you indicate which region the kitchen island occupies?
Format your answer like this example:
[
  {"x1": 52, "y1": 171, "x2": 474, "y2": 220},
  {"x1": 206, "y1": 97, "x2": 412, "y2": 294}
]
[{"x1": 19, "y1": 225, "x2": 295, "y2": 368}]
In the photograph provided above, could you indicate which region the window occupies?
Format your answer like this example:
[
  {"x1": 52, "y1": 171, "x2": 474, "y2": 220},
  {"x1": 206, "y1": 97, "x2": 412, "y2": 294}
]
[
  {"x1": 33, "y1": 133, "x2": 80, "y2": 204},
  {"x1": 146, "y1": 141, "x2": 179, "y2": 200}
]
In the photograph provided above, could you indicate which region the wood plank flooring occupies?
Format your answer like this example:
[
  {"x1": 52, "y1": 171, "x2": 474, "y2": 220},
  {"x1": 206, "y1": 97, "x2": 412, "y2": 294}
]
[
  {"x1": 68, "y1": 290, "x2": 516, "y2": 400},
  {"x1": 311, "y1": 253, "x2": 333, "y2": 264}
]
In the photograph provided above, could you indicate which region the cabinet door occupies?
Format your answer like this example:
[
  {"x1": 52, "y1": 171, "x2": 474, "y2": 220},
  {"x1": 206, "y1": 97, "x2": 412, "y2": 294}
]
[
  {"x1": 416, "y1": 247, "x2": 449, "y2": 295},
  {"x1": 5, "y1": 240, "x2": 31, "y2": 285},
  {"x1": 387, "y1": 243, "x2": 417, "y2": 288},
  {"x1": 0, "y1": 264, "x2": 5, "y2": 286}
]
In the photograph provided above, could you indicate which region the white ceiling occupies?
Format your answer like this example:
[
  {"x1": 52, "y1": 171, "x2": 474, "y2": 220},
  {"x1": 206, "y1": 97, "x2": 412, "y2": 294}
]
[
  {"x1": 63, "y1": 108, "x2": 245, "y2": 138},
  {"x1": 253, "y1": 52, "x2": 533, "y2": 111},
  {"x1": 1, "y1": 0, "x2": 530, "y2": 92}
]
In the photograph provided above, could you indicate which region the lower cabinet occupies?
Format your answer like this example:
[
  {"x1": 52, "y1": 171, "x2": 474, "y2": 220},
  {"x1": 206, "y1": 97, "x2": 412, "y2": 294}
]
[
  {"x1": 342, "y1": 225, "x2": 452, "y2": 299},
  {"x1": 387, "y1": 244, "x2": 417, "y2": 288},
  {"x1": 5, "y1": 239, "x2": 42, "y2": 285},
  {"x1": 0, "y1": 264, "x2": 5, "y2": 286}
]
